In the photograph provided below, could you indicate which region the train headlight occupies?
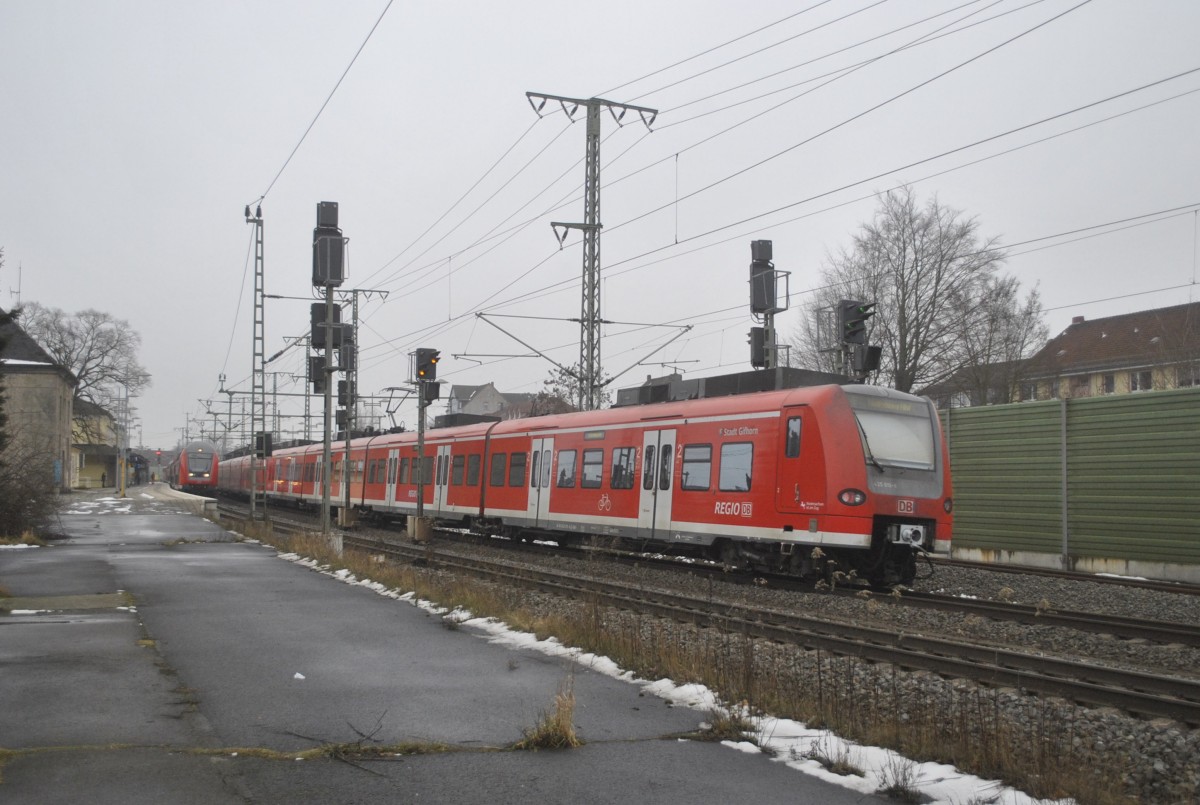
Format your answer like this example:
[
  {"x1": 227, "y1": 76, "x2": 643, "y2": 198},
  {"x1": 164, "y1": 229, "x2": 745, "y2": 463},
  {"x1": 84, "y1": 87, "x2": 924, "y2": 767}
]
[
  {"x1": 943, "y1": 497, "x2": 953, "y2": 513},
  {"x1": 838, "y1": 488, "x2": 867, "y2": 506}
]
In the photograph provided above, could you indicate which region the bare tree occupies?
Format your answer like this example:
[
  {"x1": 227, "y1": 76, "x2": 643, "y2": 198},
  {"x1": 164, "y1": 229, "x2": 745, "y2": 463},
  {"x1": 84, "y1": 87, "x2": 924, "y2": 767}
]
[
  {"x1": 790, "y1": 187, "x2": 1014, "y2": 392},
  {"x1": 539, "y1": 362, "x2": 611, "y2": 411},
  {"x1": 944, "y1": 274, "x2": 1048, "y2": 404},
  {"x1": 19, "y1": 302, "x2": 151, "y2": 409}
]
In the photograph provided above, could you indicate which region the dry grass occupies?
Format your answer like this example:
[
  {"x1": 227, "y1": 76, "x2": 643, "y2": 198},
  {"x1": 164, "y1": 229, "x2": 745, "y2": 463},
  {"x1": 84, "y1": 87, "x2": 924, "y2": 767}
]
[
  {"x1": 511, "y1": 678, "x2": 582, "y2": 750},
  {"x1": 0, "y1": 531, "x2": 46, "y2": 547}
]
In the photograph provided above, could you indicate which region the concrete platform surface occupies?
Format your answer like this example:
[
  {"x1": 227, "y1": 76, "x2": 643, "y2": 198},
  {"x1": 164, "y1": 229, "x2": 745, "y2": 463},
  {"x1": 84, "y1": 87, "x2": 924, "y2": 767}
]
[{"x1": 1, "y1": 485, "x2": 885, "y2": 804}]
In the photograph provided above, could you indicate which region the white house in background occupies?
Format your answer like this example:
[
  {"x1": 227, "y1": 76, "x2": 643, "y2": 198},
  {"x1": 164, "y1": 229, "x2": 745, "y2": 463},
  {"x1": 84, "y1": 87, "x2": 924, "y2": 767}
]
[{"x1": 446, "y1": 383, "x2": 536, "y2": 419}]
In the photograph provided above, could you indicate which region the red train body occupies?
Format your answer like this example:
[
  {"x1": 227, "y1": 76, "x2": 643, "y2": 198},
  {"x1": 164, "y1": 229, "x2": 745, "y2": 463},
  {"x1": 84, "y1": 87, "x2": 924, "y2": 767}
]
[
  {"x1": 218, "y1": 384, "x2": 952, "y2": 586},
  {"x1": 167, "y1": 440, "x2": 221, "y2": 494}
]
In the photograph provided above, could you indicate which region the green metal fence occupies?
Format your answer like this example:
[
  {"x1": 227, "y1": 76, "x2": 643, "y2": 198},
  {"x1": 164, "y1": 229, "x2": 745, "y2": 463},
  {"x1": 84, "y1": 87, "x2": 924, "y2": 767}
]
[{"x1": 941, "y1": 387, "x2": 1200, "y2": 568}]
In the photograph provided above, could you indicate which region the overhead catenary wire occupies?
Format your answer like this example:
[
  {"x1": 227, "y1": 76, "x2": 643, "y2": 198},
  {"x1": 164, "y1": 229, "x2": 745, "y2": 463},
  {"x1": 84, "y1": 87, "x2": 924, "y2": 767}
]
[{"x1": 252, "y1": 0, "x2": 395, "y2": 205}]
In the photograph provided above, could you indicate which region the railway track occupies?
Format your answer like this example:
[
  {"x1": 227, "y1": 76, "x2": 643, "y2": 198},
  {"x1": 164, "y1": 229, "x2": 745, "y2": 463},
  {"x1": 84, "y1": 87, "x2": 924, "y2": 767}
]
[
  {"x1": 219, "y1": 501, "x2": 1200, "y2": 647},
  {"x1": 330, "y1": 532, "x2": 1200, "y2": 726},
  {"x1": 932, "y1": 556, "x2": 1200, "y2": 596}
]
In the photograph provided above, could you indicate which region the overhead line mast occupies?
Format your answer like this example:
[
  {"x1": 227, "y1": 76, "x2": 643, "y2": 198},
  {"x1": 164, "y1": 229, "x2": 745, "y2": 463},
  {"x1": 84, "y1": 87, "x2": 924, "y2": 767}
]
[{"x1": 526, "y1": 92, "x2": 657, "y2": 410}]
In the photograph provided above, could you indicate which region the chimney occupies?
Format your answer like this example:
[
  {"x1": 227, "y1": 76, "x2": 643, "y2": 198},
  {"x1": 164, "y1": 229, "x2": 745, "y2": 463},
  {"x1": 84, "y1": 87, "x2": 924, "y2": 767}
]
[{"x1": 1071, "y1": 316, "x2": 1085, "y2": 325}]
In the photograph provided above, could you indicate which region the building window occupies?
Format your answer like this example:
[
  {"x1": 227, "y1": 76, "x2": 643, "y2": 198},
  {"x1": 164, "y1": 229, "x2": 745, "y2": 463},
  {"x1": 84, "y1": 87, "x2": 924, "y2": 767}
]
[
  {"x1": 1102, "y1": 374, "x2": 1115, "y2": 395},
  {"x1": 1019, "y1": 382, "x2": 1038, "y2": 402},
  {"x1": 1069, "y1": 375, "x2": 1090, "y2": 398},
  {"x1": 1130, "y1": 370, "x2": 1152, "y2": 392},
  {"x1": 1178, "y1": 364, "x2": 1200, "y2": 388}
]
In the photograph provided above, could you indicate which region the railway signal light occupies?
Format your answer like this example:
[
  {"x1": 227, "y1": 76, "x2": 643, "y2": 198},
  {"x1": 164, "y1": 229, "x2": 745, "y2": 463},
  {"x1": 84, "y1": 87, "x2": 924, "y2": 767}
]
[
  {"x1": 749, "y1": 326, "x2": 767, "y2": 369},
  {"x1": 415, "y1": 348, "x2": 440, "y2": 381},
  {"x1": 838, "y1": 299, "x2": 875, "y2": 345},
  {"x1": 749, "y1": 239, "x2": 779, "y2": 315},
  {"x1": 337, "y1": 379, "x2": 349, "y2": 407}
]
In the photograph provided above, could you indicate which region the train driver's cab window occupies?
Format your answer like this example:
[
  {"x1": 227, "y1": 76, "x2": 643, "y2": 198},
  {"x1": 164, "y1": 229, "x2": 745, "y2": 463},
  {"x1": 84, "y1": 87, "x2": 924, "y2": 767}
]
[
  {"x1": 718, "y1": 442, "x2": 753, "y2": 492},
  {"x1": 557, "y1": 450, "x2": 577, "y2": 488},
  {"x1": 681, "y1": 444, "x2": 712, "y2": 491},
  {"x1": 786, "y1": 416, "x2": 801, "y2": 458}
]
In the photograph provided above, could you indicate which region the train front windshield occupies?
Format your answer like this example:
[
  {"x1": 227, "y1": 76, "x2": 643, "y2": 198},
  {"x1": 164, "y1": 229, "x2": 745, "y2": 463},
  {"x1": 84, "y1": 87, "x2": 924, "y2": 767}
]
[
  {"x1": 188, "y1": 454, "x2": 213, "y2": 473},
  {"x1": 848, "y1": 397, "x2": 936, "y2": 471}
]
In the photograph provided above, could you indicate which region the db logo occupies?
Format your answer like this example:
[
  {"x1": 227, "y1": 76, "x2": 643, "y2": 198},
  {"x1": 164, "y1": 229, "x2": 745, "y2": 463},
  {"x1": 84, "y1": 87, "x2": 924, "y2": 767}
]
[
  {"x1": 714, "y1": 501, "x2": 753, "y2": 517},
  {"x1": 897, "y1": 499, "x2": 915, "y2": 514}
]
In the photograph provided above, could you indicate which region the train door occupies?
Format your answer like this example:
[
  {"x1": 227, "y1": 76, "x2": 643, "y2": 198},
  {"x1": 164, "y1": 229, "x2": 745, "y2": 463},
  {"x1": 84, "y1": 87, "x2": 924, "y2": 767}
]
[
  {"x1": 776, "y1": 406, "x2": 819, "y2": 513},
  {"x1": 638, "y1": 429, "x2": 676, "y2": 538},
  {"x1": 384, "y1": 448, "x2": 399, "y2": 508},
  {"x1": 526, "y1": 437, "x2": 554, "y2": 526},
  {"x1": 432, "y1": 445, "x2": 452, "y2": 514}
]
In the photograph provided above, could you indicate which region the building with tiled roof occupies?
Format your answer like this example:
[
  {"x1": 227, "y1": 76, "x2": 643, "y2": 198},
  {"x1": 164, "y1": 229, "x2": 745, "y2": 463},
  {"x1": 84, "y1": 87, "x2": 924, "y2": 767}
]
[{"x1": 1021, "y1": 302, "x2": 1199, "y2": 401}]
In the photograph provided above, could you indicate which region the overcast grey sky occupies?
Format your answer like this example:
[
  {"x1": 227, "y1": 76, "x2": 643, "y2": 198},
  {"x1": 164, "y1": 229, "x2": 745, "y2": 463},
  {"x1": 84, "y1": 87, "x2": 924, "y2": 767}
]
[{"x1": 2, "y1": 0, "x2": 1198, "y2": 447}]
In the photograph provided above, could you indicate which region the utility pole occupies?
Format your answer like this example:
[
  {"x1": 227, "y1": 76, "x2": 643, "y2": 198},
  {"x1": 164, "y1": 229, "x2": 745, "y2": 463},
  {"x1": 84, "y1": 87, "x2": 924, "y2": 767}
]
[
  {"x1": 244, "y1": 204, "x2": 268, "y2": 520},
  {"x1": 527, "y1": 92, "x2": 657, "y2": 410}
]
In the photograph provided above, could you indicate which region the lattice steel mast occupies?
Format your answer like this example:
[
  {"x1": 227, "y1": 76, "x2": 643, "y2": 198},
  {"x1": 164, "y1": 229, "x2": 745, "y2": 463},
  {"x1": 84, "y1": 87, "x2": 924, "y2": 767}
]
[
  {"x1": 527, "y1": 92, "x2": 657, "y2": 410},
  {"x1": 244, "y1": 205, "x2": 267, "y2": 518}
]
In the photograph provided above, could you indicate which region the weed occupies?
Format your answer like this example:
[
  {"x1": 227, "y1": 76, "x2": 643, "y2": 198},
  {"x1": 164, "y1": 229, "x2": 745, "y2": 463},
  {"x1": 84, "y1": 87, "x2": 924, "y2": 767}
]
[
  {"x1": 804, "y1": 734, "x2": 863, "y2": 777},
  {"x1": 512, "y1": 677, "x2": 582, "y2": 750},
  {"x1": 877, "y1": 753, "x2": 921, "y2": 802},
  {"x1": 0, "y1": 531, "x2": 46, "y2": 547}
]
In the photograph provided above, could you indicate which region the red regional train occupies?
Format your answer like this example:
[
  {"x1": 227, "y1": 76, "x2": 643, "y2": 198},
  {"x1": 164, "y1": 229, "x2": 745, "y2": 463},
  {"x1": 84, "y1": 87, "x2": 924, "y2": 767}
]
[
  {"x1": 218, "y1": 384, "x2": 952, "y2": 586},
  {"x1": 167, "y1": 440, "x2": 221, "y2": 494}
]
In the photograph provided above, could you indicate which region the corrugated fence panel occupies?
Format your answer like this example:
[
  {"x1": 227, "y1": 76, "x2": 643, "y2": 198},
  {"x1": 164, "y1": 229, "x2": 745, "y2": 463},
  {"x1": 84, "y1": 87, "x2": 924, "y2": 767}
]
[
  {"x1": 942, "y1": 400, "x2": 1063, "y2": 554},
  {"x1": 941, "y1": 388, "x2": 1200, "y2": 565}
]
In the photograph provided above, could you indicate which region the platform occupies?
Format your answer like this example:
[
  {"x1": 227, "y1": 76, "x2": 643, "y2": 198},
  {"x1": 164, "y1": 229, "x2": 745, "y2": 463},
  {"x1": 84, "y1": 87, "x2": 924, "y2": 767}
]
[{"x1": 0, "y1": 484, "x2": 888, "y2": 804}]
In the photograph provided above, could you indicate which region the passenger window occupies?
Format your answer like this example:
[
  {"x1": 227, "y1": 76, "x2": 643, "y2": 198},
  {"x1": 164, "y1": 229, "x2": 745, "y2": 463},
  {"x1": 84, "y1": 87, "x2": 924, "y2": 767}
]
[
  {"x1": 557, "y1": 450, "x2": 577, "y2": 488},
  {"x1": 718, "y1": 442, "x2": 753, "y2": 492},
  {"x1": 399, "y1": 457, "x2": 409, "y2": 485},
  {"x1": 530, "y1": 450, "x2": 541, "y2": 489},
  {"x1": 581, "y1": 449, "x2": 604, "y2": 489},
  {"x1": 786, "y1": 416, "x2": 802, "y2": 458},
  {"x1": 451, "y1": 455, "x2": 465, "y2": 486},
  {"x1": 643, "y1": 445, "x2": 656, "y2": 490},
  {"x1": 490, "y1": 453, "x2": 507, "y2": 486},
  {"x1": 541, "y1": 449, "x2": 553, "y2": 488},
  {"x1": 681, "y1": 444, "x2": 711, "y2": 491},
  {"x1": 509, "y1": 452, "x2": 527, "y2": 487},
  {"x1": 659, "y1": 444, "x2": 673, "y2": 491},
  {"x1": 421, "y1": 456, "x2": 434, "y2": 485},
  {"x1": 467, "y1": 455, "x2": 480, "y2": 486},
  {"x1": 610, "y1": 447, "x2": 636, "y2": 490}
]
